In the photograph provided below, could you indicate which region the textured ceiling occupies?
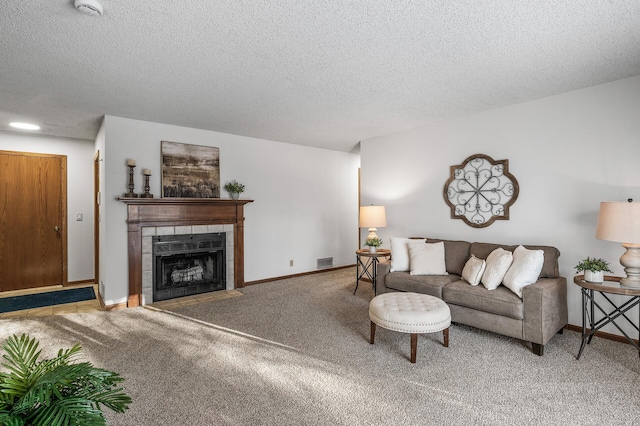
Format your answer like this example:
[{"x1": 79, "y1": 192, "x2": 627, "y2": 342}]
[{"x1": 1, "y1": 1, "x2": 639, "y2": 152}]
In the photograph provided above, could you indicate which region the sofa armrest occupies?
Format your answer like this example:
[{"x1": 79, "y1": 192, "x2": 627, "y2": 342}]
[
  {"x1": 376, "y1": 260, "x2": 392, "y2": 294},
  {"x1": 522, "y1": 277, "x2": 568, "y2": 346}
]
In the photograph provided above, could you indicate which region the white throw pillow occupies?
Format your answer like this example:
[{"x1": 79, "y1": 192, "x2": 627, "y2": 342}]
[
  {"x1": 389, "y1": 237, "x2": 425, "y2": 272},
  {"x1": 462, "y1": 255, "x2": 486, "y2": 286},
  {"x1": 503, "y1": 245, "x2": 544, "y2": 297},
  {"x1": 481, "y1": 248, "x2": 513, "y2": 290},
  {"x1": 408, "y1": 241, "x2": 448, "y2": 276}
]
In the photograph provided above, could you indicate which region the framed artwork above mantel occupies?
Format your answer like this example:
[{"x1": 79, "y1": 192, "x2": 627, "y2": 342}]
[{"x1": 161, "y1": 141, "x2": 220, "y2": 198}]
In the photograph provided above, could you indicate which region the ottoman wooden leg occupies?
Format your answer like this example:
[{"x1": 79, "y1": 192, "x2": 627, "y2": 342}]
[
  {"x1": 370, "y1": 321, "x2": 376, "y2": 344},
  {"x1": 443, "y1": 327, "x2": 449, "y2": 348},
  {"x1": 410, "y1": 333, "x2": 417, "y2": 363}
]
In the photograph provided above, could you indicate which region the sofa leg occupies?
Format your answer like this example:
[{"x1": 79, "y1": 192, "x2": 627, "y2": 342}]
[
  {"x1": 557, "y1": 327, "x2": 564, "y2": 335},
  {"x1": 531, "y1": 343, "x2": 544, "y2": 356}
]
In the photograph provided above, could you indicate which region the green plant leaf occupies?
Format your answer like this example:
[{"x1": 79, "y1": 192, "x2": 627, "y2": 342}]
[
  {"x1": 0, "y1": 411, "x2": 27, "y2": 426},
  {"x1": 1, "y1": 335, "x2": 42, "y2": 388},
  {"x1": 30, "y1": 397, "x2": 107, "y2": 426}
]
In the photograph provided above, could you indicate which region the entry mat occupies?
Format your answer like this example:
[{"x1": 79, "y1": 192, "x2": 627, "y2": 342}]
[{"x1": 0, "y1": 287, "x2": 96, "y2": 314}]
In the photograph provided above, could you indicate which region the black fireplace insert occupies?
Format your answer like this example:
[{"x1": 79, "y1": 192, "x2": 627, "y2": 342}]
[{"x1": 152, "y1": 233, "x2": 226, "y2": 301}]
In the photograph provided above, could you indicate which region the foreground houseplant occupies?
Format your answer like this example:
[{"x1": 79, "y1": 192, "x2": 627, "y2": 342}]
[
  {"x1": 223, "y1": 180, "x2": 245, "y2": 200},
  {"x1": 574, "y1": 257, "x2": 612, "y2": 283},
  {"x1": 0, "y1": 334, "x2": 131, "y2": 426}
]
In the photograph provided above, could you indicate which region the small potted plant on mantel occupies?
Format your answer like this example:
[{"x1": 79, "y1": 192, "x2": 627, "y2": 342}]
[
  {"x1": 223, "y1": 180, "x2": 245, "y2": 200},
  {"x1": 364, "y1": 237, "x2": 383, "y2": 254},
  {"x1": 574, "y1": 257, "x2": 613, "y2": 283}
]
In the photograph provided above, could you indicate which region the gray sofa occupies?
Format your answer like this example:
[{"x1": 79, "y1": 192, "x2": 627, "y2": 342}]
[{"x1": 376, "y1": 238, "x2": 568, "y2": 355}]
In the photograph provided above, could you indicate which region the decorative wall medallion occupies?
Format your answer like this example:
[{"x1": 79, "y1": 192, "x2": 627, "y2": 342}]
[{"x1": 443, "y1": 154, "x2": 519, "y2": 228}]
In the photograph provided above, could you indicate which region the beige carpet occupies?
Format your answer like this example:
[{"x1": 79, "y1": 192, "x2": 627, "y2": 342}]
[{"x1": 1, "y1": 268, "x2": 638, "y2": 425}]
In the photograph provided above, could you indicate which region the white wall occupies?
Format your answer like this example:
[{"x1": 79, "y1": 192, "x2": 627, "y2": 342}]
[
  {"x1": 0, "y1": 131, "x2": 95, "y2": 282},
  {"x1": 360, "y1": 75, "x2": 640, "y2": 338},
  {"x1": 101, "y1": 116, "x2": 360, "y2": 305}
]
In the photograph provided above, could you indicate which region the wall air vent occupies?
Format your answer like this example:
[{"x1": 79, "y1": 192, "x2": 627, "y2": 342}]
[{"x1": 317, "y1": 257, "x2": 333, "y2": 269}]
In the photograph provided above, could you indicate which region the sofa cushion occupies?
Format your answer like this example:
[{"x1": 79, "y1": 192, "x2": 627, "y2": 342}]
[
  {"x1": 443, "y1": 280, "x2": 524, "y2": 320},
  {"x1": 470, "y1": 242, "x2": 560, "y2": 278},
  {"x1": 461, "y1": 255, "x2": 486, "y2": 286},
  {"x1": 384, "y1": 272, "x2": 460, "y2": 298},
  {"x1": 481, "y1": 248, "x2": 513, "y2": 290},
  {"x1": 408, "y1": 241, "x2": 448, "y2": 275},
  {"x1": 426, "y1": 239, "x2": 471, "y2": 276}
]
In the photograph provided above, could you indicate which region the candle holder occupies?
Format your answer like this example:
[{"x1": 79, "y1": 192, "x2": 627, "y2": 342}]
[
  {"x1": 123, "y1": 164, "x2": 138, "y2": 198},
  {"x1": 140, "y1": 170, "x2": 153, "y2": 198}
]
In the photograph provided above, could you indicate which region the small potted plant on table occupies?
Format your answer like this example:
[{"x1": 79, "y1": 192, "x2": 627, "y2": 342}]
[
  {"x1": 364, "y1": 237, "x2": 383, "y2": 254},
  {"x1": 224, "y1": 180, "x2": 245, "y2": 200},
  {"x1": 574, "y1": 257, "x2": 612, "y2": 283}
]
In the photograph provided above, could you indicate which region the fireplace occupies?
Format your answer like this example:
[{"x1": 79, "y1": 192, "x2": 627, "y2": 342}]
[
  {"x1": 119, "y1": 198, "x2": 253, "y2": 307},
  {"x1": 153, "y1": 233, "x2": 226, "y2": 301}
]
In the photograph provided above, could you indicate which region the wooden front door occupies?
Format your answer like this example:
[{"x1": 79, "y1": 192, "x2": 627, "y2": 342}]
[{"x1": 0, "y1": 151, "x2": 67, "y2": 292}]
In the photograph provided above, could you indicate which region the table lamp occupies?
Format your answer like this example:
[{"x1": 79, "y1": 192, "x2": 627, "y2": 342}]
[
  {"x1": 595, "y1": 200, "x2": 640, "y2": 288},
  {"x1": 360, "y1": 205, "x2": 387, "y2": 243}
]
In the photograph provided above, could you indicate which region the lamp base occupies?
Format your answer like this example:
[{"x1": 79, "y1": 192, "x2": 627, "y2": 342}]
[
  {"x1": 366, "y1": 228, "x2": 378, "y2": 243},
  {"x1": 620, "y1": 244, "x2": 640, "y2": 288}
]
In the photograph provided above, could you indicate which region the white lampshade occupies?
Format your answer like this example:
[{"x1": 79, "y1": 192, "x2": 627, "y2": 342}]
[
  {"x1": 359, "y1": 206, "x2": 387, "y2": 228},
  {"x1": 595, "y1": 201, "x2": 640, "y2": 288},
  {"x1": 596, "y1": 201, "x2": 640, "y2": 243},
  {"x1": 359, "y1": 205, "x2": 386, "y2": 242}
]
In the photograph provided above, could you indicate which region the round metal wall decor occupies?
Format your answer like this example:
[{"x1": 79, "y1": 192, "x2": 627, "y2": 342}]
[{"x1": 443, "y1": 154, "x2": 519, "y2": 228}]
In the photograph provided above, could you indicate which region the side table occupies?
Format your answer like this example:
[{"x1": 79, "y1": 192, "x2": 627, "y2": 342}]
[
  {"x1": 354, "y1": 249, "x2": 391, "y2": 295},
  {"x1": 574, "y1": 275, "x2": 640, "y2": 359}
]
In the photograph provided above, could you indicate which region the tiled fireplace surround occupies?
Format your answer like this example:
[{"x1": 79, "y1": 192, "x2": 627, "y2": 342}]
[
  {"x1": 119, "y1": 198, "x2": 252, "y2": 307},
  {"x1": 141, "y1": 224, "x2": 234, "y2": 305}
]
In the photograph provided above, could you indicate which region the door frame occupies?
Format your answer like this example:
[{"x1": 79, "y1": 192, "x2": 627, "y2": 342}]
[
  {"x1": 93, "y1": 150, "x2": 100, "y2": 286},
  {"x1": 358, "y1": 167, "x2": 361, "y2": 248}
]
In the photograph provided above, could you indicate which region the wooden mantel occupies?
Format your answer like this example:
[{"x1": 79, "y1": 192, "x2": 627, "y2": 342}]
[{"x1": 118, "y1": 198, "x2": 253, "y2": 307}]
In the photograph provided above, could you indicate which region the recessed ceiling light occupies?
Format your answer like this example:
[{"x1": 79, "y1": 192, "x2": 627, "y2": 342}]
[{"x1": 9, "y1": 122, "x2": 41, "y2": 131}]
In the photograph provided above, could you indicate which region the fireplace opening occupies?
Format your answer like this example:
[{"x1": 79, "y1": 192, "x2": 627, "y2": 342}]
[{"x1": 153, "y1": 233, "x2": 225, "y2": 301}]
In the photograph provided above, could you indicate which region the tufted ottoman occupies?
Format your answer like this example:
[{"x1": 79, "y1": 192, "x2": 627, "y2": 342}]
[{"x1": 369, "y1": 292, "x2": 451, "y2": 363}]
